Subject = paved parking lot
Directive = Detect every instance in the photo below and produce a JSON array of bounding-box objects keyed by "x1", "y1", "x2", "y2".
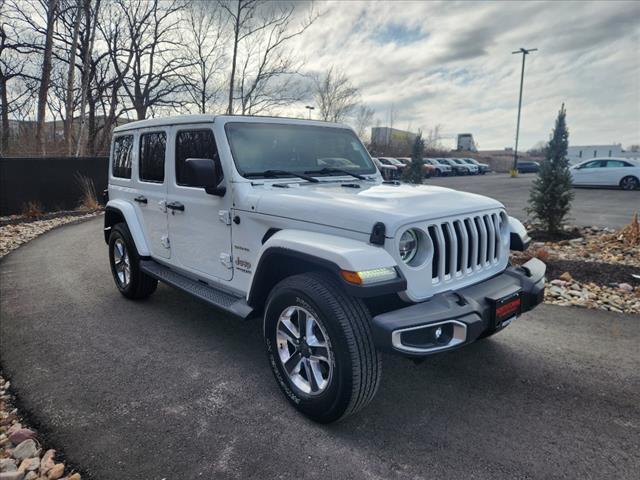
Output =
[
  {"x1": 1, "y1": 218, "x2": 639, "y2": 479},
  {"x1": 427, "y1": 173, "x2": 639, "y2": 229}
]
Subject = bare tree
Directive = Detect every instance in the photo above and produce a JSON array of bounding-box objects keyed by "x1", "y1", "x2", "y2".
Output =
[
  {"x1": 35, "y1": 0, "x2": 59, "y2": 154},
  {"x1": 219, "y1": 0, "x2": 317, "y2": 115},
  {"x1": 62, "y1": 0, "x2": 82, "y2": 153},
  {"x1": 313, "y1": 66, "x2": 360, "y2": 123},
  {"x1": 105, "y1": 0, "x2": 192, "y2": 120},
  {"x1": 424, "y1": 124, "x2": 444, "y2": 152},
  {"x1": 353, "y1": 104, "x2": 374, "y2": 140},
  {"x1": 183, "y1": 2, "x2": 227, "y2": 114},
  {"x1": 0, "y1": 7, "x2": 39, "y2": 153},
  {"x1": 75, "y1": 0, "x2": 100, "y2": 156}
]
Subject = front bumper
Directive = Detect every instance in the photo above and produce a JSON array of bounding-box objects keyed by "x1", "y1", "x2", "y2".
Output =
[{"x1": 371, "y1": 258, "x2": 546, "y2": 357}]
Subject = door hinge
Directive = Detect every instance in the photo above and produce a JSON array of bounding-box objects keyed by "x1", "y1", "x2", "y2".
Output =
[
  {"x1": 220, "y1": 253, "x2": 233, "y2": 269},
  {"x1": 219, "y1": 210, "x2": 232, "y2": 225},
  {"x1": 161, "y1": 235, "x2": 170, "y2": 249}
]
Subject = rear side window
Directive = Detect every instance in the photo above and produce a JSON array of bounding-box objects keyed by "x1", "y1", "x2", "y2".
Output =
[
  {"x1": 175, "y1": 129, "x2": 222, "y2": 186},
  {"x1": 139, "y1": 132, "x2": 166, "y2": 183},
  {"x1": 112, "y1": 135, "x2": 133, "y2": 178}
]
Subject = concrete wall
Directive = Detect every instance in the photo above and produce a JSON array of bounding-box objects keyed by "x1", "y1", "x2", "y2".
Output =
[{"x1": 0, "y1": 157, "x2": 108, "y2": 215}]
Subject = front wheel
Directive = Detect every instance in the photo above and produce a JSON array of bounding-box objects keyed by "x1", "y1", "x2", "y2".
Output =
[
  {"x1": 620, "y1": 176, "x2": 639, "y2": 190},
  {"x1": 264, "y1": 272, "x2": 381, "y2": 423}
]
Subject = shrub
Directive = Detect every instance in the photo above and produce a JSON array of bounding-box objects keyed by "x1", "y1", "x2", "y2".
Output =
[
  {"x1": 21, "y1": 201, "x2": 44, "y2": 219},
  {"x1": 527, "y1": 104, "x2": 574, "y2": 235},
  {"x1": 75, "y1": 173, "x2": 100, "y2": 211},
  {"x1": 402, "y1": 134, "x2": 425, "y2": 184}
]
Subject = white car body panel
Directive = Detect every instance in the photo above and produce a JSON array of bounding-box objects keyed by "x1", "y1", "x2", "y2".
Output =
[{"x1": 106, "y1": 198, "x2": 151, "y2": 256}]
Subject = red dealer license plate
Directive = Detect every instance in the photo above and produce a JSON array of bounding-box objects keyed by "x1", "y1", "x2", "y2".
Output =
[{"x1": 494, "y1": 291, "x2": 522, "y2": 326}]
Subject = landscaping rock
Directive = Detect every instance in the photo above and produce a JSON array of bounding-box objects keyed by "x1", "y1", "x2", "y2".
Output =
[
  {"x1": 0, "y1": 471, "x2": 25, "y2": 480},
  {"x1": 12, "y1": 441, "x2": 38, "y2": 462},
  {"x1": 559, "y1": 271, "x2": 573, "y2": 281},
  {"x1": 46, "y1": 464, "x2": 64, "y2": 480},
  {"x1": 8, "y1": 429, "x2": 36, "y2": 446},
  {"x1": 17, "y1": 458, "x2": 38, "y2": 473},
  {"x1": 0, "y1": 459, "x2": 17, "y2": 473}
]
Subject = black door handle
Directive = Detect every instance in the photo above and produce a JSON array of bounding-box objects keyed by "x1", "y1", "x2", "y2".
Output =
[
  {"x1": 134, "y1": 195, "x2": 147, "y2": 204},
  {"x1": 167, "y1": 201, "x2": 185, "y2": 212}
]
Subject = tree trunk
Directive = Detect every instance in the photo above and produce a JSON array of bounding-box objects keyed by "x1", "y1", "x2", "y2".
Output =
[
  {"x1": 36, "y1": 0, "x2": 58, "y2": 156},
  {"x1": 75, "y1": 0, "x2": 100, "y2": 157},
  {"x1": 226, "y1": 0, "x2": 241, "y2": 115},
  {"x1": 64, "y1": 0, "x2": 82, "y2": 155},
  {"x1": 1, "y1": 77, "x2": 9, "y2": 154}
]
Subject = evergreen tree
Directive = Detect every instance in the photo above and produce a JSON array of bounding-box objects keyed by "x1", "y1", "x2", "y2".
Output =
[
  {"x1": 527, "y1": 103, "x2": 574, "y2": 235},
  {"x1": 402, "y1": 133, "x2": 425, "y2": 184}
]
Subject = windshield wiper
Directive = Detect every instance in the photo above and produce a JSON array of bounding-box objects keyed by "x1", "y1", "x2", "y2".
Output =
[
  {"x1": 244, "y1": 169, "x2": 319, "y2": 183},
  {"x1": 304, "y1": 167, "x2": 368, "y2": 180}
]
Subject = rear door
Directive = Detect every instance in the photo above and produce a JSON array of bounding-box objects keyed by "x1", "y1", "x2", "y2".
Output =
[
  {"x1": 166, "y1": 126, "x2": 233, "y2": 281},
  {"x1": 136, "y1": 130, "x2": 170, "y2": 259},
  {"x1": 604, "y1": 160, "x2": 629, "y2": 186}
]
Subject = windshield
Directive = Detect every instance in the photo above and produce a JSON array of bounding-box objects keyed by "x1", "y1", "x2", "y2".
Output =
[
  {"x1": 225, "y1": 122, "x2": 376, "y2": 178},
  {"x1": 387, "y1": 158, "x2": 404, "y2": 166}
]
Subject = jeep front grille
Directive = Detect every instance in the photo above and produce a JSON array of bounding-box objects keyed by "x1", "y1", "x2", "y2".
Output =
[{"x1": 427, "y1": 212, "x2": 505, "y2": 283}]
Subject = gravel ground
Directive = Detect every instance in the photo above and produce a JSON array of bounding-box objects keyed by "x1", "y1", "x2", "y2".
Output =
[{"x1": 0, "y1": 213, "x2": 102, "y2": 259}]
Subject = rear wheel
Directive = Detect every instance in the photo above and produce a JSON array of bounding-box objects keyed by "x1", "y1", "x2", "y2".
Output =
[
  {"x1": 108, "y1": 223, "x2": 157, "y2": 299},
  {"x1": 264, "y1": 272, "x2": 381, "y2": 423},
  {"x1": 620, "y1": 176, "x2": 639, "y2": 190}
]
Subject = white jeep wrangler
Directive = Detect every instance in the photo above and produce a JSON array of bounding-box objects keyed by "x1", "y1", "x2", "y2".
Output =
[{"x1": 104, "y1": 115, "x2": 545, "y2": 423}]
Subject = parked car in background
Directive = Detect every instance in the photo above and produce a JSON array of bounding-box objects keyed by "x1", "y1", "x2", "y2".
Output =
[
  {"x1": 377, "y1": 157, "x2": 406, "y2": 171},
  {"x1": 396, "y1": 157, "x2": 435, "y2": 178},
  {"x1": 460, "y1": 158, "x2": 490, "y2": 175},
  {"x1": 516, "y1": 161, "x2": 540, "y2": 174},
  {"x1": 440, "y1": 158, "x2": 477, "y2": 175},
  {"x1": 373, "y1": 157, "x2": 400, "y2": 181},
  {"x1": 423, "y1": 158, "x2": 452, "y2": 177},
  {"x1": 570, "y1": 158, "x2": 640, "y2": 190}
]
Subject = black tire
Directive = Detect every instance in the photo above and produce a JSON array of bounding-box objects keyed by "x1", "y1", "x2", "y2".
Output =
[
  {"x1": 620, "y1": 176, "x2": 639, "y2": 190},
  {"x1": 264, "y1": 272, "x2": 381, "y2": 423},
  {"x1": 108, "y1": 223, "x2": 158, "y2": 299}
]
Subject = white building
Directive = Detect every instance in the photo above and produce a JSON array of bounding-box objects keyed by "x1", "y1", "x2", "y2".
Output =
[
  {"x1": 457, "y1": 133, "x2": 477, "y2": 152},
  {"x1": 566, "y1": 144, "x2": 639, "y2": 164}
]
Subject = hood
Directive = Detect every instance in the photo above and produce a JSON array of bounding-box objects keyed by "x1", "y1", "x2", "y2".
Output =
[{"x1": 253, "y1": 181, "x2": 504, "y2": 236}]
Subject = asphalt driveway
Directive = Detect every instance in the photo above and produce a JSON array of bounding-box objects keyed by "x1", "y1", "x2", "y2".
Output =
[
  {"x1": 1, "y1": 218, "x2": 639, "y2": 479},
  {"x1": 427, "y1": 173, "x2": 639, "y2": 229}
]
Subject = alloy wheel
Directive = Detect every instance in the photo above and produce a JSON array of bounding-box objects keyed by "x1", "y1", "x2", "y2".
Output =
[
  {"x1": 113, "y1": 238, "x2": 131, "y2": 287},
  {"x1": 276, "y1": 306, "x2": 334, "y2": 396}
]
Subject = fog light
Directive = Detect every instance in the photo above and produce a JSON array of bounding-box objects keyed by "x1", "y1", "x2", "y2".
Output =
[{"x1": 435, "y1": 327, "x2": 442, "y2": 339}]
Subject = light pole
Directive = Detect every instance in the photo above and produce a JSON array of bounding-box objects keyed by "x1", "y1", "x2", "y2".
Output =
[
  {"x1": 512, "y1": 47, "x2": 537, "y2": 175},
  {"x1": 305, "y1": 105, "x2": 315, "y2": 120}
]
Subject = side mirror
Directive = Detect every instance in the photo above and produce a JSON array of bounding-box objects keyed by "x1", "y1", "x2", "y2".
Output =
[{"x1": 184, "y1": 158, "x2": 226, "y2": 196}]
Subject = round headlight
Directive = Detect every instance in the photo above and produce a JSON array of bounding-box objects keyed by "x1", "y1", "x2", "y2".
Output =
[{"x1": 399, "y1": 229, "x2": 419, "y2": 263}]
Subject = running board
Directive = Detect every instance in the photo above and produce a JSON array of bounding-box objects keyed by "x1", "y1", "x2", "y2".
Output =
[{"x1": 140, "y1": 260, "x2": 254, "y2": 319}]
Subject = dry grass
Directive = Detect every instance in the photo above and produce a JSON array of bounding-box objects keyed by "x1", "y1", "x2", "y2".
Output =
[
  {"x1": 618, "y1": 212, "x2": 639, "y2": 247},
  {"x1": 21, "y1": 201, "x2": 44, "y2": 219},
  {"x1": 75, "y1": 173, "x2": 100, "y2": 211}
]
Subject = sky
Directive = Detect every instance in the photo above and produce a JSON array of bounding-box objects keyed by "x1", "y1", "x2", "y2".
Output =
[{"x1": 286, "y1": 0, "x2": 640, "y2": 150}]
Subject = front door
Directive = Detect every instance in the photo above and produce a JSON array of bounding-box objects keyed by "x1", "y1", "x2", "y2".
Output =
[
  {"x1": 573, "y1": 160, "x2": 605, "y2": 185},
  {"x1": 166, "y1": 127, "x2": 233, "y2": 281},
  {"x1": 136, "y1": 131, "x2": 170, "y2": 259}
]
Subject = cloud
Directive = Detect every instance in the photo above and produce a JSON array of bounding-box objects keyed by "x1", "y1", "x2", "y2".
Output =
[{"x1": 280, "y1": 0, "x2": 640, "y2": 149}]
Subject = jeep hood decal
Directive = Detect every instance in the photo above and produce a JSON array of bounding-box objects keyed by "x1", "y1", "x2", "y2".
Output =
[{"x1": 253, "y1": 182, "x2": 504, "y2": 236}]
